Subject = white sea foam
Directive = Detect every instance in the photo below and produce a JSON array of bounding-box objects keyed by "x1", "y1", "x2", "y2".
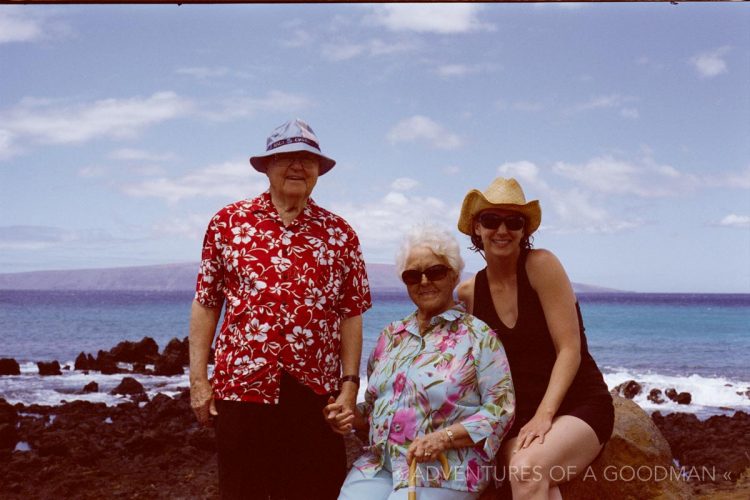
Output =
[
  {"x1": 0, "y1": 361, "x2": 191, "y2": 407},
  {"x1": 603, "y1": 368, "x2": 750, "y2": 419}
]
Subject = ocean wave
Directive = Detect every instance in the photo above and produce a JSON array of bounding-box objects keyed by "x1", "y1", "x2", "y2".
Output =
[{"x1": 603, "y1": 368, "x2": 750, "y2": 418}]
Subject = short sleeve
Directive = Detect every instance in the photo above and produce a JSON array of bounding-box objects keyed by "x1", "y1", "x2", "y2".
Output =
[
  {"x1": 194, "y1": 215, "x2": 226, "y2": 309},
  {"x1": 336, "y1": 227, "x2": 372, "y2": 318}
]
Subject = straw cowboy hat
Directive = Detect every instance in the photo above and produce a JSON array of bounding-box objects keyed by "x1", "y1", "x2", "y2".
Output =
[
  {"x1": 457, "y1": 177, "x2": 542, "y2": 236},
  {"x1": 250, "y1": 118, "x2": 336, "y2": 175}
]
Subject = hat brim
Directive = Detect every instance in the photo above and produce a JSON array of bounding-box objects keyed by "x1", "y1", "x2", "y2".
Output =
[
  {"x1": 457, "y1": 189, "x2": 541, "y2": 236},
  {"x1": 250, "y1": 142, "x2": 336, "y2": 175}
]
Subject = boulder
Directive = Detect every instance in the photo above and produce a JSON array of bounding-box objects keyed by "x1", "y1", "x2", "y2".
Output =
[
  {"x1": 96, "y1": 350, "x2": 119, "y2": 375},
  {"x1": 0, "y1": 358, "x2": 21, "y2": 376},
  {"x1": 74, "y1": 352, "x2": 97, "y2": 371},
  {"x1": 82, "y1": 381, "x2": 99, "y2": 393},
  {"x1": 110, "y1": 377, "x2": 145, "y2": 396},
  {"x1": 153, "y1": 355, "x2": 184, "y2": 376},
  {"x1": 648, "y1": 388, "x2": 665, "y2": 404},
  {"x1": 37, "y1": 361, "x2": 62, "y2": 376},
  {"x1": 0, "y1": 398, "x2": 18, "y2": 450},
  {"x1": 109, "y1": 337, "x2": 159, "y2": 364},
  {"x1": 558, "y1": 396, "x2": 691, "y2": 499},
  {"x1": 613, "y1": 380, "x2": 642, "y2": 400},
  {"x1": 665, "y1": 388, "x2": 692, "y2": 405}
]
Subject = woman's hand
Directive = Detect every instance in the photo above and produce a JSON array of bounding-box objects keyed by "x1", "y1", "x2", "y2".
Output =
[
  {"x1": 513, "y1": 413, "x2": 553, "y2": 453},
  {"x1": 406, "y1": 431, "x2": 450, "y2": 464},
  {"x1": 323, "y1": 396, "x2": 355, "y2": 435}
]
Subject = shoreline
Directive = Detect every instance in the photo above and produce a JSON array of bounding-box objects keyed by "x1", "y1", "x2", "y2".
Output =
[{"x1": 1, "y1": 392, "x2": 748, "y2": 499}]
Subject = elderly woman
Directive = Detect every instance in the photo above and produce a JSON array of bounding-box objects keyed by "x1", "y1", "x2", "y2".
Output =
[
  {"x1": 456, "y1": 177, "x2": 614, "y2": 499},
  {"x1": 325, "y1": 224, "x2": 515, "y2": 500}
]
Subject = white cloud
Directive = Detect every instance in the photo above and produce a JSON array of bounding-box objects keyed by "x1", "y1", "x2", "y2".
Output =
[
  {"x1": 690, "y1": 46, "x2": 731, "y2": 78},
  {"x1": 620, "y1": 108, "x2": 639, "y2": 119},
  {"x1": 391, "y1": 177, "x2": 419, "y2": 191},
  {"x1": 436, "y1": 63, "x2": 499, "y2": 78},
  {"x1": 368, "y1": 4, "x2": 493, "y2": 34},
  {"x1": 497, "y1": 159, "x2": 643, "y2": 233},
  {"x1": 0, "y1": 225, "x2": 115, "y2": 250},
  {"x1": 573, "y1": 94, "x2": 638, "y2": 114},
  {"x1": 321, "y1": 38, "x2": 417, "y2": 61},
  {"x1": 0, "y1": 9, "x2": 44, "y2": 44},
  {"x1": 200, "y1": 90, "x2": 312, "y2": 121},
  {"x1": 387, "y1": 115, "x2": 463, "y2": 150},
  {"x1": 1, "y1": 92, "x2": 193, "y2": 145},
  {"x1": 283, "y1": 28, "x2": 314, "y2": 48},
  {"x1": 0, "y1": 129, "x2": 17, "y2": 160},
  {"x1": 176, "y1": 66, "x2": 229, "y2": 79},
  {"x1": 552, "y1": 156, "x2": 699, "y2": 197},
  {"x1": 443, "y1": 165, "x2": 461, "y2": 175},
  {"x1": 331, "y1": 191, "x2": 459, "y2": 262},
  {"x1": 109, "y1": 148, "x2": 177, "y2": 162},
  {"x1": 720, "y1": 166, "x2": 750, "y2": 189},
  {"x1": 121, "y1": 160, "x2": 267, "y2": 204},
  {"x1": 718, "y1": 214, "x2": 750, "y2": 229}
]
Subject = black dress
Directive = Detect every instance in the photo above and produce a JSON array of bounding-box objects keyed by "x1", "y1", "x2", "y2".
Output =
[{"x1": 472, "y1": 250, "x2": 614, "y2": 444}]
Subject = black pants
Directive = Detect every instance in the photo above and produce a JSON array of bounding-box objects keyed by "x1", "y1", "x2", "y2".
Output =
[{"x1": 215, "y1": 372, "x2": 347, "y2": 500}]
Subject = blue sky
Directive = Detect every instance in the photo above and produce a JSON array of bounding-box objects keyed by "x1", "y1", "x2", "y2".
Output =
[{"x1": 1, "y1": 3, "x2": 748, "y2": 293}]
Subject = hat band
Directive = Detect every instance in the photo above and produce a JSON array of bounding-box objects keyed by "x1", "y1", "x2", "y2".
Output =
[{"x1": 267, "y1": 136, "x2": 320, "y2": 152}]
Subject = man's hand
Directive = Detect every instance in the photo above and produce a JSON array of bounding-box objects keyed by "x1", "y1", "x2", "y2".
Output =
[
  {"x1": 190, "y1": 377, "x2": 217, "y2": 426},
  {"x1": 323, "y1": 396, "x2": 355, "y2": 435}
]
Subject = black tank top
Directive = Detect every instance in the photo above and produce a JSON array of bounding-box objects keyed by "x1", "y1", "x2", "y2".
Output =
[{"x1": 472, "y1": 250, "x2": 610, "y2": 420}]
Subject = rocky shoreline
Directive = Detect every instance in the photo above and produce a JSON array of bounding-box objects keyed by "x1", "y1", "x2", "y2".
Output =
[{"x1": 1, "y1": 338, "x2": 749, "y2": 498}]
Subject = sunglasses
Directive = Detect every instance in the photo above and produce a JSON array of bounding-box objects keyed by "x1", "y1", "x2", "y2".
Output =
[
  {"x1": 401, "y1": 264, "x2": 452, "y2": 286},
  {"x1": 478, "y1": 213, "x2": 526, "y2": 232}
]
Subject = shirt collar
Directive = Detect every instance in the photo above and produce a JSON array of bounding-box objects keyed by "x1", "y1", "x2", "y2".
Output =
[
  {"x1": 250, "y1": 191, "x2": 319, "y2": 224},
  {"x1": 398, "y1": 302, "x2": 466, "y2": 337}
]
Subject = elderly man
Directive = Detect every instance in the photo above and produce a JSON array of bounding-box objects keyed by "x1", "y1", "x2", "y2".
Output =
[{"x1": 189, "y1": 118, "x2": 371, "y2": 500}]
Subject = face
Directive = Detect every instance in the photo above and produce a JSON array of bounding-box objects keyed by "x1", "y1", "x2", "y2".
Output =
[
  {"x1": 473, "y1": 209, "x2": 525, "y2": 257},
  {"x1": 402, "y1": 246, "x2": 457, "y2": 319},
  {"x1": 266, "y1": 152, "x2": 320, "y2": 200}
]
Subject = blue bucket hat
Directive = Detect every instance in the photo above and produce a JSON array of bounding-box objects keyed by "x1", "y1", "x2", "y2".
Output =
[{"x1": 249, "y1": 118, "x2": 336, "y2": 175}]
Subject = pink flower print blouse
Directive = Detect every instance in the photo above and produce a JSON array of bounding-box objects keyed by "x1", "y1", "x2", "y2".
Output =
[{"x1": 353, "y1": 304, "x2": 515, "y2": 493}]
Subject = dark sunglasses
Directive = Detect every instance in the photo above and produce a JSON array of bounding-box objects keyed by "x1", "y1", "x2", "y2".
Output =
[
  {"x1": 478, "y1": 213, "x2": 526, "y2": 232},
  {"x1": 401, "y1": 264, "x2": 452, "y2": 286}
]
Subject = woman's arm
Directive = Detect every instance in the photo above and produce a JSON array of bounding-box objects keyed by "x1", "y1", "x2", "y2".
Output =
[
  {"x1": 515, "y1": 249, "x2": 581, "y2": 450},
  {"x1": 456, "y1": 276, "x2": 476, "y2": 313}
]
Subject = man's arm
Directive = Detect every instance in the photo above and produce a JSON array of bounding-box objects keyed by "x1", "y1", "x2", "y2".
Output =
[
  {"x1": 337, "y1": 314, "x2": 363, "y2": 410},
  {"x1": 189, "y1": 299, "x2": 222, "y2": 426}
]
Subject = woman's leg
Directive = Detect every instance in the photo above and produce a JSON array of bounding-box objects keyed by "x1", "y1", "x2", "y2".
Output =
[
  {"x1": 501, "y1": 415, "x2": 603, "y2": 500},
  {"x1": 338, "y1": 466, "x2": 394, "y2": 500}
]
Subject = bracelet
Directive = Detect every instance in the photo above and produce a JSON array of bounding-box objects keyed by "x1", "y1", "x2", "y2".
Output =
[
  {"x1": 444, "y1": 429, "x2": 455, "y2": 447},
  {"x1": 341, "y1": 375, "x2": 360, "y2": 388}
]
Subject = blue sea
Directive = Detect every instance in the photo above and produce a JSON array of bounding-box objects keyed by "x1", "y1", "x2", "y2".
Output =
[{"x1": 0, "y1": 290, "x2": 748, "y2": 419}]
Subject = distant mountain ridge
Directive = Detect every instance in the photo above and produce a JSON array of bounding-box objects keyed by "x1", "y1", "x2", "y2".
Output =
[{"x1": 0, "y1": 262, "x2": 621, "y2": 294}]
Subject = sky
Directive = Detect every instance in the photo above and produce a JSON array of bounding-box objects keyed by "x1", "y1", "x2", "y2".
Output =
[{"x1": 0, "y1": 3, "x2": 749, "y2": 293}]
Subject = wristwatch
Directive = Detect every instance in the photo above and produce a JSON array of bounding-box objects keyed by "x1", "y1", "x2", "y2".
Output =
[{"x1": 341, "y1": 375, "x2": 360, "y2": 387}]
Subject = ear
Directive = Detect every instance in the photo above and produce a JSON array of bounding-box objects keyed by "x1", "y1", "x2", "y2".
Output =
[{"x1": 473, "y1": 219, "x2": 482, "y2": 236}]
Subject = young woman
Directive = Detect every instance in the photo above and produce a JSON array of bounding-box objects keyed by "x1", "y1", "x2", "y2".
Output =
[{"x1": 457, "y1": 177, "x2": 613, "y2": 500}]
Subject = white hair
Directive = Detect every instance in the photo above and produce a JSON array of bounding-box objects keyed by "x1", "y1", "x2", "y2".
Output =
[{"x1": 395, "y1": 223, "x2": 465, "y2": 279}]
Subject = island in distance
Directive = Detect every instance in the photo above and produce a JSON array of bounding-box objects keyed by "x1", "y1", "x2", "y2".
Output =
[{"x1": 0, "y1": 262, "x2": 622, "y2": 294}]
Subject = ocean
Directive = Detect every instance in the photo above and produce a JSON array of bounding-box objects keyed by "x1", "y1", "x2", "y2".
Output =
[{"x1": 1, "y1": 290, "x2": 748, "y2": 419}]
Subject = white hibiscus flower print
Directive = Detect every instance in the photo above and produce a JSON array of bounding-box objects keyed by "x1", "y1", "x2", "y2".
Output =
[
  {"x1": 244, "y1": 318, "x2": 270, "y2": 342},
  {"x1": 305, "y1": 288, "x2": 326, "y2": 310},
  {"x1": 286, "y1": 327, "x2": 314, "y2": 350},
  {"x1": 231, "y1": 223, "x2": 256, "y2": 245},
  {"x1": 241, "y1": 272, "x2": 267, "y2": 296},
  {"x1": 326, "y1": 227, "x2": 348, "y2": 247}
]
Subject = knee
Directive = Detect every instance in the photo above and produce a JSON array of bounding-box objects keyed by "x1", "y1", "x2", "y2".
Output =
[{"x1": 506, "y1": 454, "x2": 550, "y2": 496}]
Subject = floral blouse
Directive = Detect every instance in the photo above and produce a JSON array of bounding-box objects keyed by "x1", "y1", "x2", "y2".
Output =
[{"x1": 353, "y1": 304, "x2": 515, "y2": 492}]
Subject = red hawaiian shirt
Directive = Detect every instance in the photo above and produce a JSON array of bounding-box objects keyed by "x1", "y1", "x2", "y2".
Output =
[{"x1": 195, "y1": 191, "x2": 372, "y2": 404}]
